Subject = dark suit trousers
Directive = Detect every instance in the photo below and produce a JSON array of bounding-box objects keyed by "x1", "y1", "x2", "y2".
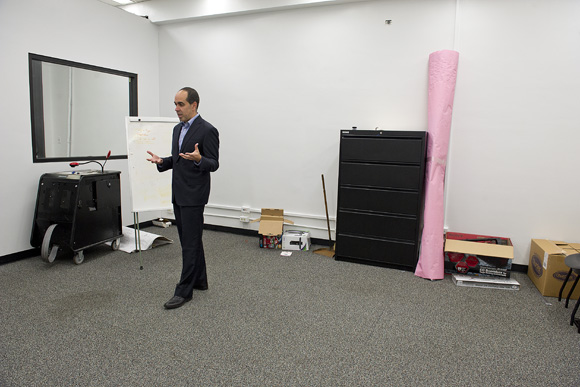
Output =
[{"x1": 173, "y1": 204, "x2": 207, "y2": 298}]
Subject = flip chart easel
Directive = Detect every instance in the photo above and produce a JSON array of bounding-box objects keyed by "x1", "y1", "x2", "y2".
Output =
[{"x1": 125, "y1": 117, "x2": 177, "y2": 268}]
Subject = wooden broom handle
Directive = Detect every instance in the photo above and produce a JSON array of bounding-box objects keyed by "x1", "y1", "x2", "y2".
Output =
[{"x1": 321, "y1": 174, "x2": 332, "y2": 244}]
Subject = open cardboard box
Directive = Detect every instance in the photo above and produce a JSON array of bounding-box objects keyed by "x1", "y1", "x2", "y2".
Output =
[
  {"x1": 251, "y1": 208, "x2": 294, "y2": 249},
  {"x1": 528, "y1": 239, "x2": 580, "y2": 299},
  {"x1": 444, "y1": 232, "x2": 514, "y2": 277}
]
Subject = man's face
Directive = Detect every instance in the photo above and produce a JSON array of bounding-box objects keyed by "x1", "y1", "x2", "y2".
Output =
[{"x1": 174, "y1": 90, "x2": 197, "y2": 122}]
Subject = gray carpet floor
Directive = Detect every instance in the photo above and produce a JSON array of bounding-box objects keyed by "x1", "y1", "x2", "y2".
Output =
[{"x1": 1, "y1": 226, "x2": 579, "y2": 386}]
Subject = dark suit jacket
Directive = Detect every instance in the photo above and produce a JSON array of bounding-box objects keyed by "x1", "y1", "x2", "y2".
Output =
[{"x1": 157, "y1": 115, "x2": 219, "y2": 206}]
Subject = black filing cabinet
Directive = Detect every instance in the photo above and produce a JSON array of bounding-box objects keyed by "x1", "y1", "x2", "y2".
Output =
[{"x1": 335, "y1": 130, "x2": 428, "y2": 270}]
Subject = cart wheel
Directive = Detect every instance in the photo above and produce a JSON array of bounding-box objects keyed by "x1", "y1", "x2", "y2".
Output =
[
  {"x1": 73, "y1": 250, "x2": 84, "y2": 265},
  {"x1": 111, "y1": 238, "x2": 121, "y2": 251},
  {"x1": 41, "y1": 224, "x2": 60, "y2": 263}
]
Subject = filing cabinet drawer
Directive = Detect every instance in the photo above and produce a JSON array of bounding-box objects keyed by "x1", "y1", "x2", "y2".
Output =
[
  {"x1": 339, "y1": 162, "x2": 422, "y2": 190},
  {"x1": 338, "y1": 211, "x2": 417, "y2": 241},
  {"x1": 340, "y1": 137, "x2": 424, "y2": 163},
  {"x1": 335, "y1": 234, "x2": 417, "y2": 267},
  {"x1": 338, "y1": 186, "x2": 419, "y2": 216}
]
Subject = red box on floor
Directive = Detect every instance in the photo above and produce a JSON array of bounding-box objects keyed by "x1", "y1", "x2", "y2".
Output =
[
  {"x1": 444, "y1": 232, "x2": 514, "y2": 277},
  {"x1": 259, "y1": 235, "x2": 282, "y2": 249}
]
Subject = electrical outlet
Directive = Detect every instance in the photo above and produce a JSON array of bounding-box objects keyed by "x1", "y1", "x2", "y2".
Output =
[
  {"x1": 241, "y1": 206, "x2": 250, "y2": 214},
  {"x1": 240, "y1": 215, "x2": 250, "y2": 223}
]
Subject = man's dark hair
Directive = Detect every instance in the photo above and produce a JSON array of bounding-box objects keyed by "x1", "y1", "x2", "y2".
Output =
[{"x1": 180, "y1": 87, "x2": 200, "y2": 107}]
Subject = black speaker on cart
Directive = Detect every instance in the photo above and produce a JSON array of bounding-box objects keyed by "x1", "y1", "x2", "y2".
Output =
[
  {"x1": 335, "y1": 130, "x2": 428, "y2": 271},
  {"x1": 30, "y1": 170, "x2": 122, "y2": 264}
]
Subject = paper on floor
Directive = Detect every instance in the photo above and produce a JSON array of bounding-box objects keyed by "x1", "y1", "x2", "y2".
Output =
[{"x1": 116, "y1": 226, "x2": 172, "y2": 253}]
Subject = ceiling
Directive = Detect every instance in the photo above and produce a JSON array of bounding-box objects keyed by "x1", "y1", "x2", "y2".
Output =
[
  {"x1": 96, "y1": 0, "x2": 371, "y2": 24},
  {"x1": 98, "y1": 0, "x2": 155, "y2": 6}
]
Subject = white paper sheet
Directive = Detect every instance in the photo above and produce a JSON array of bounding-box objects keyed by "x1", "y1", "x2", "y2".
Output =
[{"x1": 117, "y1": 226, "x2": 173, "y2": 253}]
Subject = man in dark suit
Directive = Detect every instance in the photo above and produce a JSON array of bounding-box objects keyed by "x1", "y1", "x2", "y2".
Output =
[{"x1": 147, "y1": 87, "x2": 220, "y2": 309}]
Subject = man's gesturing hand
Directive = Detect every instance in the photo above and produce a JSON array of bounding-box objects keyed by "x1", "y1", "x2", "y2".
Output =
[
  {"x1": 147, "y1": 151, "x2": 163, "y2": 165},
  {"x1": 179, "y1": 143, "x2": 201, "y2": 162}
]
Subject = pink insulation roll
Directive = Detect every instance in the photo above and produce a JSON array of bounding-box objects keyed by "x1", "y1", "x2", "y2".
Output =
[{"x1": 415, "y1": 49, "x2": 459, "y2": 280}]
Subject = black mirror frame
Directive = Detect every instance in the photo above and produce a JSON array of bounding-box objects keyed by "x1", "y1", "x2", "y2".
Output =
[{"x1": 28, "y1": 53, "x2": 138, "y2": 163}]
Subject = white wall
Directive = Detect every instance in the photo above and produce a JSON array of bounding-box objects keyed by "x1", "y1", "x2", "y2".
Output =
[
  {"x1": 158, "y1": 0, "x2": 457, "y2": 239},
  {"x1": 447, "y1": 0, "x2": 580, "y2": 264},
  {"x1": 0, "y1": 0, "x2": 159, "y2": 257},
  {"x1": 157, "y1": 0, "x2": 580, "y2": 265}
]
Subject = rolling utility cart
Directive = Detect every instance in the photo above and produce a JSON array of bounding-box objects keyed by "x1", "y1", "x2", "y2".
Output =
[{"x1": 30, "y1": 170, "x2": 122, "y2": 264}]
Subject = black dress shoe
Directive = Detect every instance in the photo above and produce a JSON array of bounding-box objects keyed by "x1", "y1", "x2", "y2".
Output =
[
  {"x1": 193, "y1": 283, "x2": 208, "y2": 291},
  {"x1": 164, "y1": 296, "x2": 192, "y2": 309}
]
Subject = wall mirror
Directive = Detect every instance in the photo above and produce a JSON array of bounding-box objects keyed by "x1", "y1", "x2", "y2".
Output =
[{"x1": 29, "y1": 53, "x2": 138, "y2": 163}]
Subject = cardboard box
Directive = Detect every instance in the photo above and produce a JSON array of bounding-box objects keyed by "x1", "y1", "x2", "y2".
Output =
[
  {"x1": 282, "y1": 231, "x2": 311, "y2": 251},
  {"x1": 444, "y1": 232, "x2": 514, "y2": 277},
  {"x1": 528, "y1": 239, "x2": 580, "y2": 299},
  {"x1": 251, "y1": 208, "x2": 294, "y2": 249}
]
